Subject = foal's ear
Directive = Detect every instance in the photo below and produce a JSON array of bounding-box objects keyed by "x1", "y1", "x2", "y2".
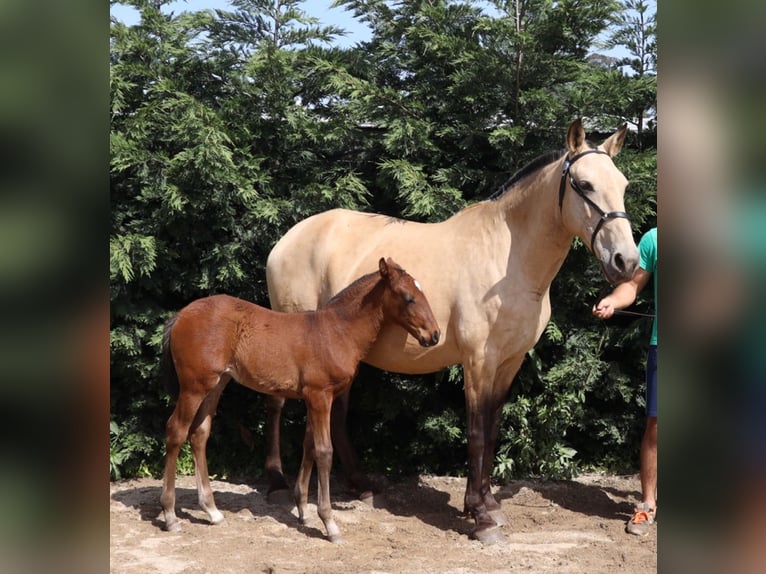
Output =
[
  {"x1": 602, "y1": 124, "x2": 628, "y2": 157},
  {"x1": 566, "y1": 118, "x2": 586, "y2": 154},
  {"x1": 379, "y1": 257, "x2": 389, "y2": 278}
]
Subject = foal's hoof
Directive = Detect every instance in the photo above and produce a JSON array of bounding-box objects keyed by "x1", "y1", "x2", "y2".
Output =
[
  {"x1": 470, "y1": 525, "x2": 506, "y2": 545},
  {"x1": 327, "y1": 534, "x2": 344, "y2": 545},
  {"x1": 267, "y1": 488, "x2": 295, "y2": 507},
  {"x1": 163, "y1": 521, "x2": 182, "y2": 533}
]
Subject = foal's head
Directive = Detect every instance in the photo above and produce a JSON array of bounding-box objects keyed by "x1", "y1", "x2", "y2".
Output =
[{"x1": 378, "y1": 257, "x2": 440, "y2": 347}]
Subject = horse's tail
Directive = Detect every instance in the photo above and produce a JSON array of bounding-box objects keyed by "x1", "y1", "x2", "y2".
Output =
[{"x1": 162, "y1": 315, "x2": 180, "y2": 398}]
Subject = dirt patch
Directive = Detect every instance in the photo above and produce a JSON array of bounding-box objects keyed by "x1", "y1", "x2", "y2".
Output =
[{"x1": 110, "y1": 473, "x2": 656, "y2": 573}]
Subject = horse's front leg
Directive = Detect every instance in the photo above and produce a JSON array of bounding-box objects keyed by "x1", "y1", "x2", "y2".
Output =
[
  {"x1": 306, "y1": 389, "x2": 342, "y2": 543},
  {"x1": 479, "y1": 399, "x2": 509, "y2": 528},
  {"x1": 480, "y1": 359, "x2": 524, "y2": 528},
  {"x1": 462, "y1": 361, "x2": 506, "y2": 545}
]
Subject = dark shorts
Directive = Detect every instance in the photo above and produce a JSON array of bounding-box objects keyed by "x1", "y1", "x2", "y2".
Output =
[{"x1": 646, "y1": 345, "x2": 657, "y2": 418}]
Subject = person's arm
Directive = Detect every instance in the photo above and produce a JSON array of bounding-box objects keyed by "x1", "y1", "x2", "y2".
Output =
[{"x1": 592, "y1": 268, "x2": 652, "y2": 319}]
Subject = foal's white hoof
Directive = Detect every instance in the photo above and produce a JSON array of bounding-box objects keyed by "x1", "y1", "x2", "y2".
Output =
[
  {"x1": 164, "y1": 521, "x2": 182, "y2": 533},
  {"x1": 209, "y1": 512, "x2": 226, "y2": 525},
  {"x1": 488, "y1": 509, "x2": 509, "y2": 527}
]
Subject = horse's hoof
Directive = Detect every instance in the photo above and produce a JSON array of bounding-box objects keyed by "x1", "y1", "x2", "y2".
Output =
[
  {"x1": 470, "y1": 525, "x2": 506, "y2": 545},
  {"x1": 488, "y1": 509, "x2": 509, "y2": 527},
  {"x1": 267, "y1": 488, "x2": 295, "y2": 507}
]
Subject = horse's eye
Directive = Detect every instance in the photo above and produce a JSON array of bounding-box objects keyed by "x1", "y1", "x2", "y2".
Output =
[
  {"x1": 578, "y1": 180, "x2": 593, "y2": 192},
  {"x1": 404, "y1": 293, "x2": 415, "y2": 304}
]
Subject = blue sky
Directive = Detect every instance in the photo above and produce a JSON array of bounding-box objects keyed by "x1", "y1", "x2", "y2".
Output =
[
  {"x1": 111, "y1": 0, "x2": 651, "y2": 61},
  {"x1": 110, "y1": 0, "x2": 373, "y2": 47}
]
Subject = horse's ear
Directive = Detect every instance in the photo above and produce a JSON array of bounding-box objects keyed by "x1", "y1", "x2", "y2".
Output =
[
  {"x1": 379, "y1": 257, "x2": 389, "y2": 278},
  {"x1": 566, "y1": 118, "x2": 586, "y2": 154},
  {"x1": 602, "y1": 124, "x2": 628, "y2": 157}
]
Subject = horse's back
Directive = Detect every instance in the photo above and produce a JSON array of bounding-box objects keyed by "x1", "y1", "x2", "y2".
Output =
[
  {"x1": 268, "y1": 209, "x2": 383, "y2": 311},
  {"x1": 267, "y1": 208, "x2": 449, "y2": 314},
  {"x1": 267, "y1": 209, "x2": 471, "y2": 373}
]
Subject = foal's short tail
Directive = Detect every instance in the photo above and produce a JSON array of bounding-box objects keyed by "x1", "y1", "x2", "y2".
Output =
[{"x1": 162, "y1": 315, "x2": 180, "y2": 398}]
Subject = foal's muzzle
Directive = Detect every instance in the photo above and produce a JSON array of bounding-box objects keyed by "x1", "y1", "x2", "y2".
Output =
[{"x1": 419, "y1": 330, "x2": 441, "y2": 347}]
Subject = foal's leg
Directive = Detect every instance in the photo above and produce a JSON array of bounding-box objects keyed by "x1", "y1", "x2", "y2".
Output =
[
  {"x1": 294, "y1": 417, "x2": 316, "y2": 526},
  {"x1": 161, "y1": 388, "x2": 207, "y2": 532},
  {"x1": 306, "y1": 389, "x2": 341, "y2": 543},
  {"x1": 188, "y1": 377, "x2": 230, "y2": 525}
]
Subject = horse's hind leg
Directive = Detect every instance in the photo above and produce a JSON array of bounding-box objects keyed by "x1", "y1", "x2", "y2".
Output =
[
  {"x1": 331, "y1": 388, "x2": 381, "y2": 502},
  {"x1": 265, "y1": 395, "x2": 292, "y2": 502},
  {"x1": 189, "y1": 377, "x2": 230, "y2": 526},
  {"x1": 161, "y1": 388, "x2": 207, "y2": 532}
]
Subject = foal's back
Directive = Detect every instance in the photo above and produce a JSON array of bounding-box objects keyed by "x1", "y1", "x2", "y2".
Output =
[{"x1": 170, "y1": 294, "x2": 324, "y2": 400}]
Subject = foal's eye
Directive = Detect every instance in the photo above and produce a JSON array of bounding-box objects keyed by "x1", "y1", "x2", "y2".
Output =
[{"x1": 404, "y1": 294, "x2": 415, "y2": 304}]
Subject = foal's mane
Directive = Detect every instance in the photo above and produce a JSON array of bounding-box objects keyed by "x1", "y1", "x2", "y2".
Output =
[{"x1": 322, "y1": 270, "x2": 382, "y2": 308}]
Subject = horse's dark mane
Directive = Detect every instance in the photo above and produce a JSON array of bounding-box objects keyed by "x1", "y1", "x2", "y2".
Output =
[
  {"x1": 488, "y1": 139, "x2": 599, "y2": 201},
  {"x1": 489, "y1": 149, "x2": 565, "y2": 201}
]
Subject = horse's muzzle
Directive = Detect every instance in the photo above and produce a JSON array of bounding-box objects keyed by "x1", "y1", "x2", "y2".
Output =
[{"x1": 419, "y1": 330, "x2": 441, "y2": 347}]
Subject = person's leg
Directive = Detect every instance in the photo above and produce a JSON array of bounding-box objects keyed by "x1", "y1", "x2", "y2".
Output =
[
  {"x1": 640, "y1": 415, "x2": 658, "y2": 510},
  {"x1": 642, "y1": 344, "x2": 658, "y2": 508},
  {"x1": 627, "y1": 345, "x2": 658, "y2": 536}
]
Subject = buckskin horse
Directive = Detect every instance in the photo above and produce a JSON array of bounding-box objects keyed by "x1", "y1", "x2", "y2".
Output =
[
  {"x1": 160, "y1": 257, "x2": 440, "y2": 542},
  {"x1": 265, "y1": 119, "x2": 639, "y2": 543}
]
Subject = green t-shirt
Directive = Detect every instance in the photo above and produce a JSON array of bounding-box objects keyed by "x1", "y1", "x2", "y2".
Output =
[
  {"x1": 639, "y1": 227, "x2": 657, "y2": 345},
  {"x1": 731, "y1": 193, "x2": 766, "y2": 370}
]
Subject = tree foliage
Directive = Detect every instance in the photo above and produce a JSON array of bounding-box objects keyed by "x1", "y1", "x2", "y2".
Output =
[{"x1": 110, "y1": 0, "x2": 657, "y2": 481}]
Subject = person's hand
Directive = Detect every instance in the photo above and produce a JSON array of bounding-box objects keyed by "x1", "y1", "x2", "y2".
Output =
[{"x1": 592, "y1": 298, "x2": 616, "y2": 319}]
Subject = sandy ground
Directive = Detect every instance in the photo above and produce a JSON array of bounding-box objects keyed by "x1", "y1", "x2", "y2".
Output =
[{"x1": 110, "y1": 473, "x2": 656, "y2": 573}]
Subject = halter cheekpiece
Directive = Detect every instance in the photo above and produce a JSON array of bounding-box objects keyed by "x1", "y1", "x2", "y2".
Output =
[{"x1": 558, "y1": 149, "x2": 630, "y2": 251}]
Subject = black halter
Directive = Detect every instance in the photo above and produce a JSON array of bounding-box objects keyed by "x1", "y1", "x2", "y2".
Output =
[{"x1": 558, "y1": 149, "x2": 630, "y2": 251}]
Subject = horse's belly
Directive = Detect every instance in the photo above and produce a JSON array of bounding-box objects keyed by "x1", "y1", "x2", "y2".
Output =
[{"x1": 362, "y1": 328, "x2": 459, "y2": 375}]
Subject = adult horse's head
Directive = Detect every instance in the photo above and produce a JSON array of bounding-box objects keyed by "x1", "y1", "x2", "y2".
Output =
[
  {"x1": 378, "y1": 257, "x2": 441, "y2": 347},
  {"x1": 559, "y1": 119, "x2": 639, "y2": 284}
]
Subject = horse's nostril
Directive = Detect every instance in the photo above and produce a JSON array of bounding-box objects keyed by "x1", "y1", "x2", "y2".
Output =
[
  {"x1": 614, "y1": 253, "x2": 625, "y2": 273},
  {"x1": 432, "y1": 331, "x2": 440, "y2": 345}
]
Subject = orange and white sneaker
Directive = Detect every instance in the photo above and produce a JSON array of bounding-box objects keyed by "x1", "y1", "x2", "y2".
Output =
[{"x1": 626, "y1": 502, "x2": 656, "y2": 536}]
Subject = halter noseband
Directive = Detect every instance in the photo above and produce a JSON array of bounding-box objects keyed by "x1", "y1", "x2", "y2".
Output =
[{"x1": 558, "y1": 149, "x2": 630, "y2": 251}]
